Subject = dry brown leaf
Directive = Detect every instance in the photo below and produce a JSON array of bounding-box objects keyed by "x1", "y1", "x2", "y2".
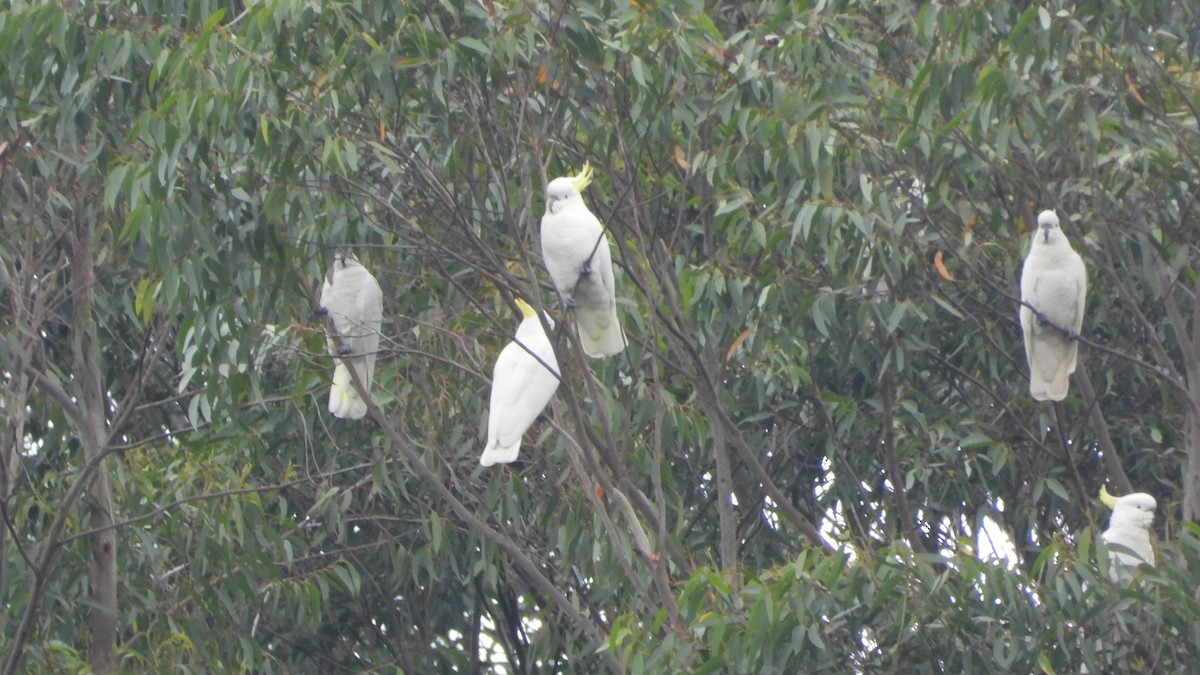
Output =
[
  {"x1": 934, "y1": 250, "x2": 955, "y2": 281},
  {"x1": 725, "y1": 327, "x2": 753, "y2": 362},
  {"x1": 1126, "y1": 72, "x2": 1147, "y2": 107},
  {"x1": 673, "y1": 145, "x2": 688, "y2": 169}
]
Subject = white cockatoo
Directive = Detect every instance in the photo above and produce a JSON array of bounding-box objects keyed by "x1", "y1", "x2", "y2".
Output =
[
  {"x1": 540, "y1": 162, "x2": 626, "y2": 358},
  {"x1": 1099, "y1": 485, "x2": 1156, "y2": 584},
  {"x1": 1019, "y1": 210, "x2": 1087, "y2": 401},
  {"x1": 318, "y1": 252, "x2": 383, "y2": 420},
  {"x1": 480, "y1": 298, "x2": 561, "y2": 467}
]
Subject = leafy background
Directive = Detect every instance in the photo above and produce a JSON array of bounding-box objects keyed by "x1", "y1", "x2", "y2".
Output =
[{"x1": 2, "y1": 0, "x2": 1200, "y2": 672}]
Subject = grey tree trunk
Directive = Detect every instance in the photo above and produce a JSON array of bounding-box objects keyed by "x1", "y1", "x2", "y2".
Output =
[{"x1": 70, "y1": 221, "x2": 118, "y2": 674}]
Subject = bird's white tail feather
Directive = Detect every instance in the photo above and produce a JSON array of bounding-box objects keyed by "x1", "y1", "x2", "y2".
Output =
[
  {"x1": 1029, "y1": 335, "x2": 1076, "y2": 401},
  {"x1": 479, "y1": 442, "x2": 520, "y2": 467},
  {"x1": 329, "y1": 363, "x2": 368, "y2": 419},
  {"x1": 579, "y1": 305, "x2": 626, "y2": 358}
]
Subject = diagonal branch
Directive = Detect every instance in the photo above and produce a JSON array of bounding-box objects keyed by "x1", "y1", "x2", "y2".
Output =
[
  {"x1": 105, "y1": 318, "x2": 174, "y2": 446},
  {"x1": 21, "y1": 363, "x2": 84, "y2": 424},
  {"x1": 1073, "y1": 366, "x2": 1133, "y2": 494}
]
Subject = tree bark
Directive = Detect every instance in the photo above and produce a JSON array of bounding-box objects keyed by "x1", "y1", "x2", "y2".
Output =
[
  {"x1": 880, "y1": 368, "x2": 925, "y2": 553},
  {"x1": 1074, "y1": 366, "x2": 1133, "y2": 495},
  {"x1": 69, "y1": 222, "x2": 118, "y2": 673},
  {"x1": 1186, "y1": 277, "x2": 1200, "y2": 523},
  {"x1": 0, "y1": 364, "x2": 27, "y2": 624},
  {"x1": 695, "y1": 340, "x2": 739, "y2": 585},
  {"x1": 1180, "y1": 413, "x2": 1200, "y2": 516},
  {"x1": 0, "y1": 266, "x2": 32, "y2": 619}
]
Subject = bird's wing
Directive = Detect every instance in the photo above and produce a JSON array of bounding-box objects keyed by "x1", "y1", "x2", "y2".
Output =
[
  {"x1": 571, "y1": 223, "x2": 626, "y2": 357},
  {"x1": 486, "y1": 337, "x2": 559, "y2": 454},
  {"x1": 1103, "y1": 526, "x2": 1154, "y2": 569},
  {"x1": 1019, "y1": 304, "x2": 1035, "y2": 366},
  {"x1": 541, "y1": 205, "x2": 606, "y2": 298},
  {"x1": 349, "y1": 269, "x2": 383, "y2": 361},
  {"x1": 321, "y1": 273, "x2": 360, "y2": 333}
]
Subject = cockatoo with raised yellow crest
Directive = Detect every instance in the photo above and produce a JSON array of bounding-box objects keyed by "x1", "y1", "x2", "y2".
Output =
[
  {"x1": 540, "y1": 163, "x2": 627, "y2": 358},
  {"x1": 480, "y1": 298, "x2": 561, "y2": 467},
  {"x1": 1019, "y1": 210, "x2": 1087, "y2": 401},
  {"x1": 1099, "y1": 485, "x2": 1156, "y2": 584},
  {"x1": 318, "y1": 252, "x2": 383, "y2": 420}
]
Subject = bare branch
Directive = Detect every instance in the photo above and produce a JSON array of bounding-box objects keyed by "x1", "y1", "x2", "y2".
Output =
[
  {"x1": 21, "y1": 363, "x2": 83, "y2": 424},
  {"x1": 59, "y1": 462, "x2": 376, "y2": 546},
  {"x1": 1074, "y1": 366, "x2": 1133, "y2": 494},
  {"x1": 880, "y1": 366, "x2": 925, "y2": 554}
]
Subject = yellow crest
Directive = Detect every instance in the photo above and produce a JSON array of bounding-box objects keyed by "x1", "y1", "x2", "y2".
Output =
[
  {"x1": 514, "y1": 298, "x2": 537, "y2": 319},
  {"x1": 570, "y1": 162, "x2": 594, "y2": 192},
  {"x1": 1098, "y1": 484, "x2": 1120, "y2": 508}
]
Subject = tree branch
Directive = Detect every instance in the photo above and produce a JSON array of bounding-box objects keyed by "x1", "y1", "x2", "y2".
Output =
[
  {"x1": 694, "y1": 339, "x2": 740, "y2": 585},
  {"x1": 21, "y1": 363, "x2": 84, "y2": 424},
  {"x1": 1074, "y1": 365, "x2": 1133, "y2": 494},
  {"x1": 879, "y1": 367, "x2": 925, "y2": 554},
  {"x1": 59, "y1": 462, "x2": 376, "y2": 546}
]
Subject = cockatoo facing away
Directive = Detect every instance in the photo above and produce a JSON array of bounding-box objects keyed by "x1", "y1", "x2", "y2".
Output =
[
  {"x1": 480, "y1": 298, "x2": 561, "y2": 467},
  {"x1": 540, "y1": 163, "x2": 626, "y2": 358},
  {"x1": 318, "y1": 253, "x2": 383, "y2": 420},
  {"x1": 1019, "y1": 210, "x2": 1087, "y2": 401},
  {"x1": 1099, "y1": 485, "x2": 1156, "y2": 584}
]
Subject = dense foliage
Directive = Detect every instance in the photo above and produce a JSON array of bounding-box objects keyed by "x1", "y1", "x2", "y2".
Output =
[{"x1": 2, "y1": 0, "x2": 1200, "y2": 672}]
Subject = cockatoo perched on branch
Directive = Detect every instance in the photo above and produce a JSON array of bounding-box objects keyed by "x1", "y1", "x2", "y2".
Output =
[
  {"x1": 1099, "y1": 485, "x2": 1156, "y2": 584},
  {"x1": 480, "y1": 298, "x2": 561, "y2": 467},
  {"x1": 1019, "y1": 210, "x2": 1087, "y2": 401},
  {"x1": 540, "y1": 162, "x2": 627, "y2": 358},
  {"x1": 318, "y1": 252, "x2": 383, "y2": 420}
]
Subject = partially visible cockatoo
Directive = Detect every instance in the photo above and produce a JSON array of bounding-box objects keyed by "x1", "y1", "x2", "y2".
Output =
[
  {"x1": 1099, "y1": 485, "x2": 1156, "y2": 584},
  {"x1": 480, "y1": 298, "x2": 560, "y2": 467},
  {"x1": 1019, "y1": 210, "x2": 1087, "y2": 401},
  {"x1": 318, "y1": 252, "x2": 383, "y2": 420},
  {"x1": 540, "y1": 162, "x2": 626, "y2": 358}
]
